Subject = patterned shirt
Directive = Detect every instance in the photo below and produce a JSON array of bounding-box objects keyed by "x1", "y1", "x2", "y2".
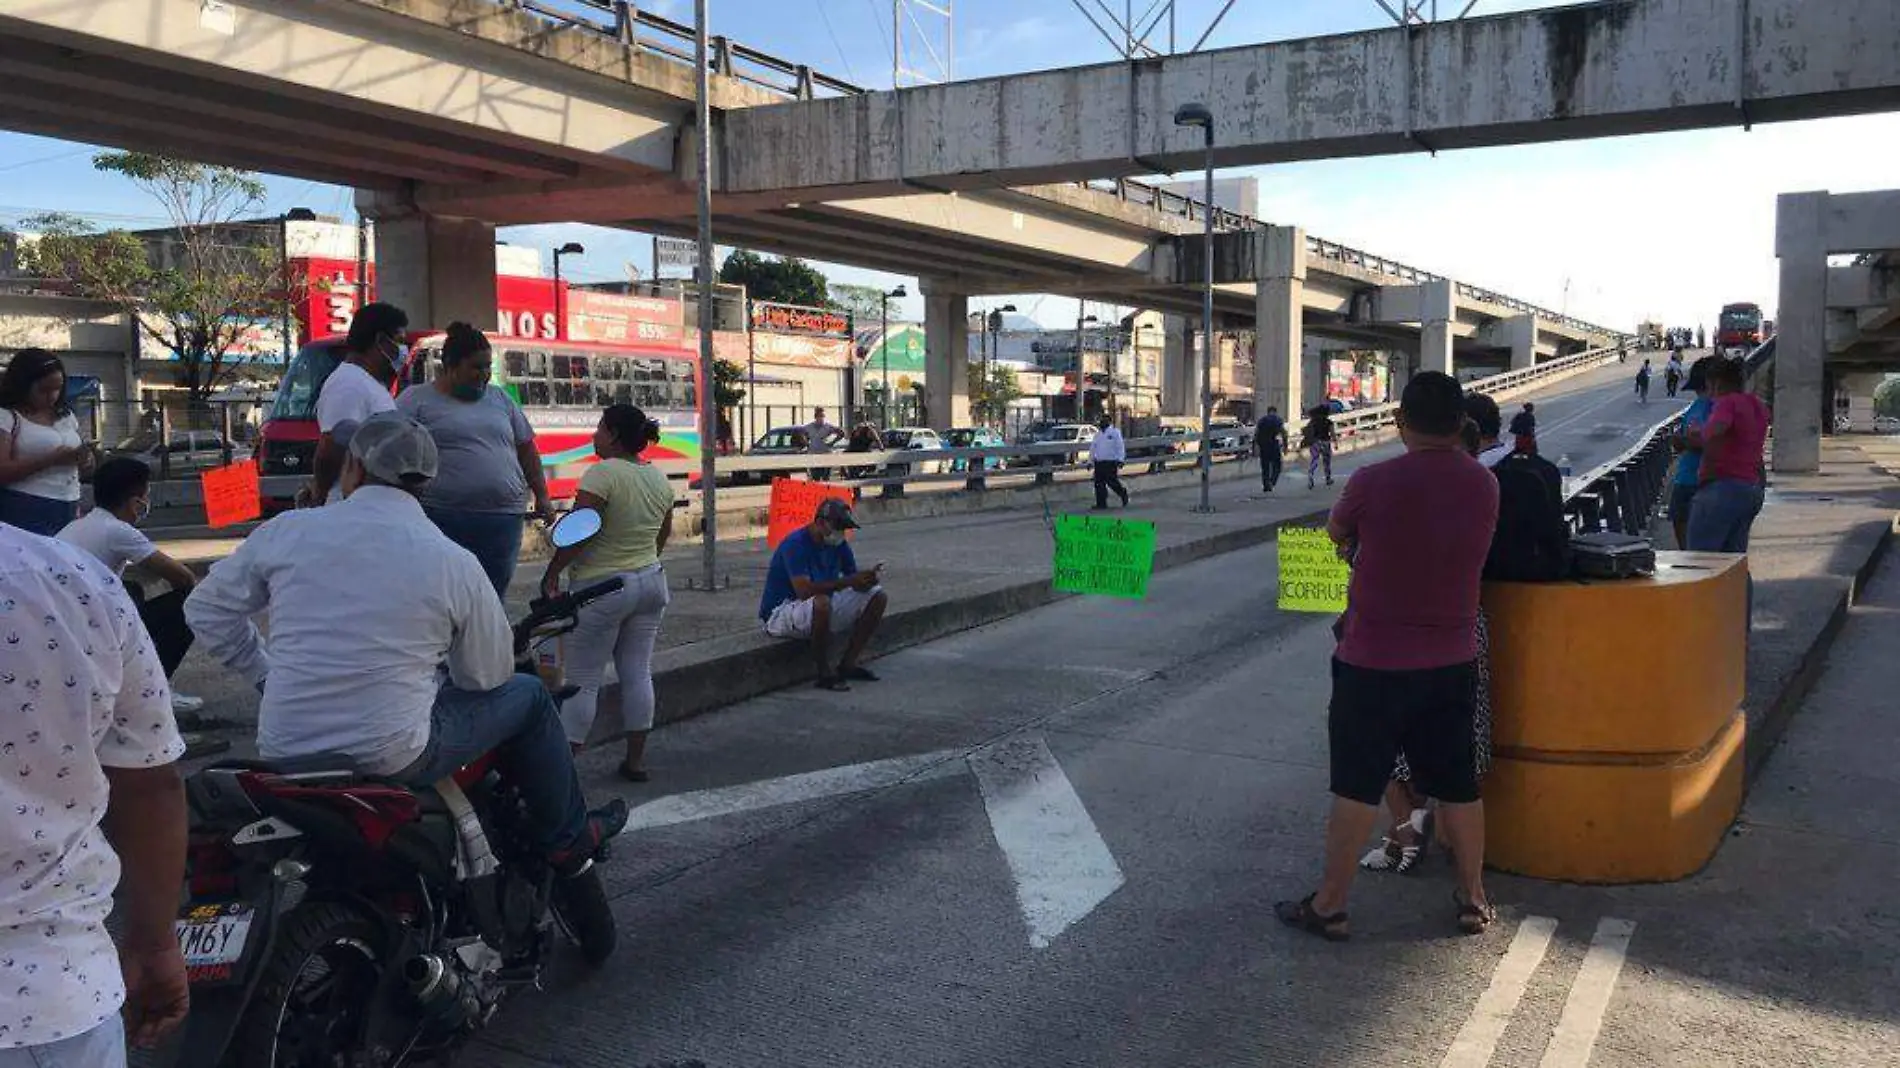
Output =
[{"x1": 0, "y1": 525, "x2": 182, "y2": 1048}]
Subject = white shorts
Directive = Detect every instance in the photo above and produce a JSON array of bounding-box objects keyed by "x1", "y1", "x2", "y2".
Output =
[{"x1": 763, "y1": 586, "x2": 884, "y2": 640}]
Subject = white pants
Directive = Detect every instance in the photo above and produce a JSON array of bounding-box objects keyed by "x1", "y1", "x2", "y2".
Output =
[
  {"x1": 762, "y1": 586, "x2": 883, "y2": 641},
  {"x1": 559, "y1": 565, "x2": 669, "y2": 744},
  {"x1": 0, "y1": 1016, "x2": 125, "y2": 1068}
]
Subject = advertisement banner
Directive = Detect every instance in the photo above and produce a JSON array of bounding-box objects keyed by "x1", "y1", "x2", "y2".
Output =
[
  {"x1": 566, "y1": 290, "x2": 685, "y2": 346},
  {"x1": 752, "y1": 302, "x2": 851, "y2": 338}
]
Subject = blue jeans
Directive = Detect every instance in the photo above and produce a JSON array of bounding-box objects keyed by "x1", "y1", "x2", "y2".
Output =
[
  {"x1": 1686, "y1": 478, "x2": 1765, "y2": 553},
  {"x1": 0, "y1": 486, "x2": 77, "y2": 537},
  {"x1": 397, "y1": 675, "x2": 588, "y2": 854},
  {"x1": 0, "y1": 1015, "x2": 125, "y2": 1067},
  {"x1": 425, "y1": 508, "x2": 524, "y2": 598}
]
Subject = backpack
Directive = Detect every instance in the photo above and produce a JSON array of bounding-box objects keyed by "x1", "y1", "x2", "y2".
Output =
[{"x1": 1486, "y1": 452, "x2": 1571, "y2": 582}]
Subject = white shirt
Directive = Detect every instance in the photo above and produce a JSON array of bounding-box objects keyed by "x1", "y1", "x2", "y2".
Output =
[
  {"x1": 56, "y1": 508, "x2": 157, "y2": 575},
  {"x1": 3, "y1": 410, "x2": 83, "y2": 502},
  {"x1": 801, "y1": 420, "x2": 840, "y2": 454},
  {"x1": 314, "y1": 362, "x2": 396, "y2": 504},
  {"x1": 184, "y1": 487, "x2": 512, "y2": 775},
  {"x1": 1, "y1": 526, "x2": 182, "y2": 1049},
  {"x1": 1089, "y1": 426, "x2": 1126, "y2": 463},
  {"x1": 1479, "y1": 442, "x2": 1513, "y2": 469}
]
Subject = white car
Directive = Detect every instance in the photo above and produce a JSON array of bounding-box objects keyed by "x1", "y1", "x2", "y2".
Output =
[
  {"x1": 1874, "y1": 415, "x2": 1900, "y2": 435},
  {"x1": 879, "y1": 427, "x2": 948, "y2": 475}
]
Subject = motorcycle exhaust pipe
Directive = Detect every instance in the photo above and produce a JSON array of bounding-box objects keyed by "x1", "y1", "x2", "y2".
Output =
[{"x1": 403, "y1": 954, "x2": 478, "y2": 1030}]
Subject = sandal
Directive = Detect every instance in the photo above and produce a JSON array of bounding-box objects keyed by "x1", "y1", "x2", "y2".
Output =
[
  {"x1": 1453, "y1": 891, "x2": 1497, "y2": 935},
  {"x1": 1358, "y1": 808, "x2": 1429, "y2": 874},
  {"x1": 1274, "y1": 893, "x2": 1350, "y2": 942}
]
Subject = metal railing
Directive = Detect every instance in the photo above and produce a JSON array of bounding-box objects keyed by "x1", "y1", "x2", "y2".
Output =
[
  {"x1": 448, "y1": 1, "x2": 1628, "y2": 342},
  {"x1": 1560, "y1": 407, "x2": 1684, "y2": 536},
  {"x1": 1315, "y1": 343, "x2": 1624, "y2": 445}
]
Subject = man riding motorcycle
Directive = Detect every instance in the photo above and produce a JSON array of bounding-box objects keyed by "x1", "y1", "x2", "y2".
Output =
[{"x1": 185, "y1": 411, "x2": 627, "y2": 872}]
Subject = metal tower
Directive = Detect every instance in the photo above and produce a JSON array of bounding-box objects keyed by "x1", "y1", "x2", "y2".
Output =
[
  {"x1": 1068, "y1": 1, "x2": 1237, "y2": 57},
  {"x1": 893, "y1": 0, "x2": 953, "y2": 87}
]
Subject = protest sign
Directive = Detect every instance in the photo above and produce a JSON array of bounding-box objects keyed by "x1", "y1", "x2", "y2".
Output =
[
  {"x1": 1052, "y1": 514, "x2": 1157, "y2": 599},
  {"x1": 1277, "y1": 526, "x2": 1350, "y2": 613},
  {"x1": 766, "y1": 478, "x2": 854, "y2": 547},
  {"x1": 201, "y1": 459, "x2": 261, "y2": 529}
]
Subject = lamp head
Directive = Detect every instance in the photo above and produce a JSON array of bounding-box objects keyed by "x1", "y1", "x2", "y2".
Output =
[
  {"x1": 556, "y1": 242, "x2": 586, "y2": 256},
  {"x1": 1173, "y1": 102, "x2": 1213, "y2": 130}
]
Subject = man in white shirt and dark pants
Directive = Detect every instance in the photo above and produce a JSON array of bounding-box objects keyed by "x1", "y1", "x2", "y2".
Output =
[
  {"x1": 1, "y1": 525, "x2": 189, "y2": 1067},
  {"x1": 187, "y1": 412, "x2": 627, "y2": 872},
  {"x1": 1089, "y1": 413, "x2": 1129, "y2": 510},
  {"x1": 301, "y1": 301, "x2": 408, "y2": 506}
]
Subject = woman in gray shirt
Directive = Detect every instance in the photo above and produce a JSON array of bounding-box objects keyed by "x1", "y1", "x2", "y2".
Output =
[{"x1": 397, "y1": 323, "x2": 553, "y2": 596}]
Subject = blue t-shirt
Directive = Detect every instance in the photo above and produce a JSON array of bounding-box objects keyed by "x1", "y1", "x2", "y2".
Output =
[
  {"x1": 759, "y1": 527, "x2": 859, "y2": 621},
  {"x1": 1674, "y1": 395, "x2": 1713, "y2": 486}
]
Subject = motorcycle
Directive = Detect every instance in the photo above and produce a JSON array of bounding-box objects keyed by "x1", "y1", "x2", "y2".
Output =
[{"x1": 173, "y1": 510, "x2": 623, "y2": 1068}]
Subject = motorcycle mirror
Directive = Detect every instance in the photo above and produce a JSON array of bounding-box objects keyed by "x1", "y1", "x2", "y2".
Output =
[{"x1": 548, "y1": 508, "x2": 603, "y2": 549}]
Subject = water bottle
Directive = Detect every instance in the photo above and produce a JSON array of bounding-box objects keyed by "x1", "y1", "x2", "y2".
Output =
[{"x1": 1558, "y1": 453, "x2": 1573, "y2": 480}]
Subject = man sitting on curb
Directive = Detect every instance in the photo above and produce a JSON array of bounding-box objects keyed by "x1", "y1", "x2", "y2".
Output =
[{"x1": 760, "y1": 498, "x2": 888, "y2": 692}]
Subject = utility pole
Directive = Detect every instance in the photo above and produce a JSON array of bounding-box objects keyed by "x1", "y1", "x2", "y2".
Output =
[{"x1": 694, "y1": 0, "x2": 720, "y2": 588}]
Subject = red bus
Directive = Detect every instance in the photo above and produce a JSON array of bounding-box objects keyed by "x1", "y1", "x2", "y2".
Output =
[{"x1": 1716, "y1": 302, "x2": 1764, "y2": 348}]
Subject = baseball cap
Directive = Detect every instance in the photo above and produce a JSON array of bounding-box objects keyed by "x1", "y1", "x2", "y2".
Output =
[
  {"x1": 815, "y1": 498, "x2": 859, "y2": 530},
  {"x1": 338, "y1": 411, "x2": 438, "y2": 484}
]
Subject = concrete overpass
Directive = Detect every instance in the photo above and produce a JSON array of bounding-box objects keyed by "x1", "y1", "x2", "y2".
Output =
[{"x1": 1776, "y1": 189, "x2": 1900, "y2": 470}]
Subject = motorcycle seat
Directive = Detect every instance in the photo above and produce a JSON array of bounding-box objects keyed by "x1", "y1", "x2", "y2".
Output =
[{"x1": 207, "y1": 752, "x2": 367, "y2": 779}]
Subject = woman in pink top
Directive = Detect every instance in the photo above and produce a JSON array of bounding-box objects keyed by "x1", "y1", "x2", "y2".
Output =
[{"x1": 1686, "y1": 357, "x2": 1769, "y2": 553}]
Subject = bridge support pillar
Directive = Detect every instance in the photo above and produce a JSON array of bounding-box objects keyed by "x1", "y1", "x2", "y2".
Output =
[
  {"x1": 1162, "y1": 315, "x2": 1194, "y2": 417},
  {"x1": 1253, "y1": 225, "x2": 1306, "y2": 421},
  {"x1": 922, "y1": 287, "x2": 970, "y2": 428},
  {"x1": 1419, "y1": 278, "x2": 1456, "y2": 378},
  {"x1": 367, "y1": 207, "x2": 498, "y2": 331},
  {"x1": 1775, "y1": 191, "x2": 1829, "y2": 473},
  {"x1": 1839, "y1": 371, "x2": 1884, "y2": 432},
  {"x1": 1505, "y1": 313, "x2": 1539, "y2": 370}
]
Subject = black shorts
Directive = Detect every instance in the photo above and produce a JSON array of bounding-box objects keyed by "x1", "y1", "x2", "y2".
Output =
[{"x1": 1329, "y1": 658, "x2": 1481, "y2": 806}]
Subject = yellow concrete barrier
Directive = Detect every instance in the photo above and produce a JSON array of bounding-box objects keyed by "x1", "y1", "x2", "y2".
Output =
[{"x1": 1481, "y1": 552, "x2": 1748, "y2": 883}]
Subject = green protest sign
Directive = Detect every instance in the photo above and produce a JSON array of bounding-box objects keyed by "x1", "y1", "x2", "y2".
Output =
[
  {"x1": 1053, "y1": 514, "x2": 1158, "y2": 599},
  {"x1": 1277, "y1": 526, "x2": 1350, "y2": 613}
]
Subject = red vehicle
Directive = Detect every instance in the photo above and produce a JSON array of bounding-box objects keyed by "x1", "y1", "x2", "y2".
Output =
[
  {"x1": 256, "y1": 334, "x2": 705, "y2": 512},
  {"x1": 1716, "y1": 302, "x2": 1764, "y2": 348}
]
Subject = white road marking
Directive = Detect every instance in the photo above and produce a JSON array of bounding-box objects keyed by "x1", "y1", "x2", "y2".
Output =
[
  {"x1": 1439, "y1": 915, "x2": 1561, "y2": 1068},
  {"x1": 624, "y1": 750, "x2": 964, "y2": 831},
  {"x1": 1538, "y1": 917, "x2": 1638, "y2": 1068},
  {"x1": 969, "y1": 736, "x2": 1125, "y2": 949}
]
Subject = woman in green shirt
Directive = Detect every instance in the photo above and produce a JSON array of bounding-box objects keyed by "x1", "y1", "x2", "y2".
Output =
[{"x1": 542, "y1": 404, "x2": 676, "y2": 781}]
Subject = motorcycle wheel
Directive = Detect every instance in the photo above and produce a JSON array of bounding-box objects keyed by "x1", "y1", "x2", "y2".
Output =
[
  {"x1": 550, "y1": 864, "x2": 618, "y2": 967},
  {"x1": 231, "y1": 901, "x2": 388, "y2": 1068}
]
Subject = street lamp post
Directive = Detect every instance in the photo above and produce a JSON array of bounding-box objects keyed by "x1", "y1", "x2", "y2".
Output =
[
  {"x1": 879, "y1": 284, "x2": 907, "y2": 428},
  {"x1": 692, "y1": 0, "x2": 719, "y2": 590},
  {"x1": 1075, "y1": 308, "x2": 1099, "y2": 422},
  {"x1": 980, "y1": 303, "x2": 1016, "y2": 426},
  {"x1": 1174, "y1": 101, "x2": 1217, "y2": 514},
  {"x1": 552, "y1": 241, "x2": 585, "y2": 341}
]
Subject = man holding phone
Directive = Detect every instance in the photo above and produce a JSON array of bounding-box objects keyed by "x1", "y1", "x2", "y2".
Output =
[{"x1": 759, "y1": 498, "x2": 888, "y2": 691}]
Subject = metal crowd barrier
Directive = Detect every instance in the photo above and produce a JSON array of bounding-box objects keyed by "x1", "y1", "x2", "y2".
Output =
[{"x1": 1560, "y1": 409, "x2": 1684, "y2": 535}]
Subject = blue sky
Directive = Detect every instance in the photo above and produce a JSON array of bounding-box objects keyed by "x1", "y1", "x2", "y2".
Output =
[{"x1": 4, "y1": 0, "x2": 1898, "y2": 333}]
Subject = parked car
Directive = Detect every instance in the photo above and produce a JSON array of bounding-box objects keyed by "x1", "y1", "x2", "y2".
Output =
[
  {"x1": 945, "y1": 427, "x2": 1006, "y2": 471},
  {"x1": 731, "y1": 426, "x2": 826, "y2": 485},
  {"x1": 1873, "y1": 415, "x2": 1900, "y2": 435},
  {"x1": 879, "y1": 427, "x2": 948, "y2": 476},
  {"x1": 108, "y1": 429, "x2": 244, "y2": 478},
  {"x1": 1207, "y1": 421, "x2": 1252, "y2": 453},
  {"x1": 1010, "y1": 423, "x2": 1096, "y2": 468}
]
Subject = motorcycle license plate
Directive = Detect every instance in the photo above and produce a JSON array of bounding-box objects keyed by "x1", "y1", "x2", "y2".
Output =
[{"x1": 175, "y1": 903, "x2": 254, "y2": 984}]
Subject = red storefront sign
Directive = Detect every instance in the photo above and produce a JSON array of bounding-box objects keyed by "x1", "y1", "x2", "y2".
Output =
[{"x1": 750, "y1": 302, "x2": 851, "y2": 337}]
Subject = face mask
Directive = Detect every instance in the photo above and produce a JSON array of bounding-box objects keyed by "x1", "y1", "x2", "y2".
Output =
[
  {"x1": 450, "y1": 382, "x2": 486, "y2": 402},
  {"x1": 821, "y1": 530, "x2": 846, "y2": 548},
  {"x1": 380, "y1": 336, "x2": 413, "y2": 377}
]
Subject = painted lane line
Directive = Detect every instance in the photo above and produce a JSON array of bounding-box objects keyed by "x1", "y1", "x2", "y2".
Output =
[
  {"x1": 1438, "y1": 915, "x2": 1560, "y2": 1068},
  {"x1": 624, "y1": 751, "x2": 965, "y2": 832},
  {"x1": 1538, "y1": 917, "x2": 1639, "y2": 1068},
  {"x1": 969, "y1": 736, "x2": 1125, "y2": 949}
]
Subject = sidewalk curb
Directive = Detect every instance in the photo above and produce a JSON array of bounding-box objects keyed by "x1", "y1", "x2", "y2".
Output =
[
  {"x1": 1742, "y1": 512, "x2": 1898, "y2": 784},
  {"x1": 639, "y1": 503, "x2": 1331, "y2": 734}
]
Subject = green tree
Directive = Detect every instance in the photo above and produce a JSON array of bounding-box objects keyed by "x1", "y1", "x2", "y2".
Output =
[
  {"x1": 718, "y1": 249, "x2": 829, "y2": 307},
  {"x1": 830, "y1": 283, "x2": 890, "y2": 325},
  {"x1": 1875, "y1": 376, "x2": 1900, "y2": 418},
  {"x1": 21, "y1": 153, "x2": 296, "y2": 401},
  {"x1": 967, "y1": 361, "x2": 1024, "y2": 425}
]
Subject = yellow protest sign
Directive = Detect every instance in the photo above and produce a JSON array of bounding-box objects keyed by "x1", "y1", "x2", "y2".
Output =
[
  {"x1": 1053, "y1": 514, "x2": 1157, "y2": 599},
  {"x1": 1277, "y1": 526, "x2": 1350, "y2": 613}
]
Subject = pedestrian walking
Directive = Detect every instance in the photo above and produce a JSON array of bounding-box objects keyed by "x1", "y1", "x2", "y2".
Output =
[
  {"x1": 1664, "y1": 351, "x2": 1684, "y2": 398},
  {"x1": 57, "y1": 457, "x2": 208, "y2": 714},
  {"x1": 1089, "y1": 414, "x2": 1128, "y2": 509},
  {"x1": 1508, "y1": 402, "x2": 1537, "y2": 455},
  {"x1": 1255, "y1": 405, "x2": 1288, "y2": 492},
  {"x1": 0, "y1": 348, "x2": 94, "y2": 535},
  {"x1": 1669, "y1": 357, "x2": 1715, "y2": 549},
  {"x1": 1686, "y1": 357, "x2": 1770, "y2": 555},
  {"x1": 1301, "y1": 404, "x2": 1335, "y2": 489},
  {"x1": 1635, "y1": 359, "x2": 1652, "y2": 404},
  {"x1": 399, "y1": 322, "x2": 554, "y2": 597},
  {"x1": 540, "y1": 404, "x2": 676, "y2": 782},
  {"x1": 1276, "y1": 371, "x2": 1499, "y2": 941}
]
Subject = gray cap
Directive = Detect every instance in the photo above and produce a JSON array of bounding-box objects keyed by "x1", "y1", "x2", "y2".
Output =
[
  {"x1": 815, "y1": 497, "x2": 859, "y2": 530},
  {"x1": 337, "y1": 411, "x2": 437, "y2": 484}
]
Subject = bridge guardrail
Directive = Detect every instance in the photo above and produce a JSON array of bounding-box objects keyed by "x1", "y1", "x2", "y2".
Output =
[
  {"x1": 483, "y1": 1, "x2": 1625, "y2": 341},
  {"x1": 1559, "y1": 406, "x2": 1685, "y2": 536}
]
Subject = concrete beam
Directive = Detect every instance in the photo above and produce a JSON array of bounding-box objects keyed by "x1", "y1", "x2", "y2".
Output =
[
  {"x1": 370, "y1": 212, "x2": 499, "y2": 332},
  {"x1": 719, "y1": 0, "x2": 1900, "y2": 197},
  {"x1": 922, "y1": 289, "x2": 970, "y2": 429},
  {"x1": 1827, "y1": 263, "x2": 1900, "y2": 309}
]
